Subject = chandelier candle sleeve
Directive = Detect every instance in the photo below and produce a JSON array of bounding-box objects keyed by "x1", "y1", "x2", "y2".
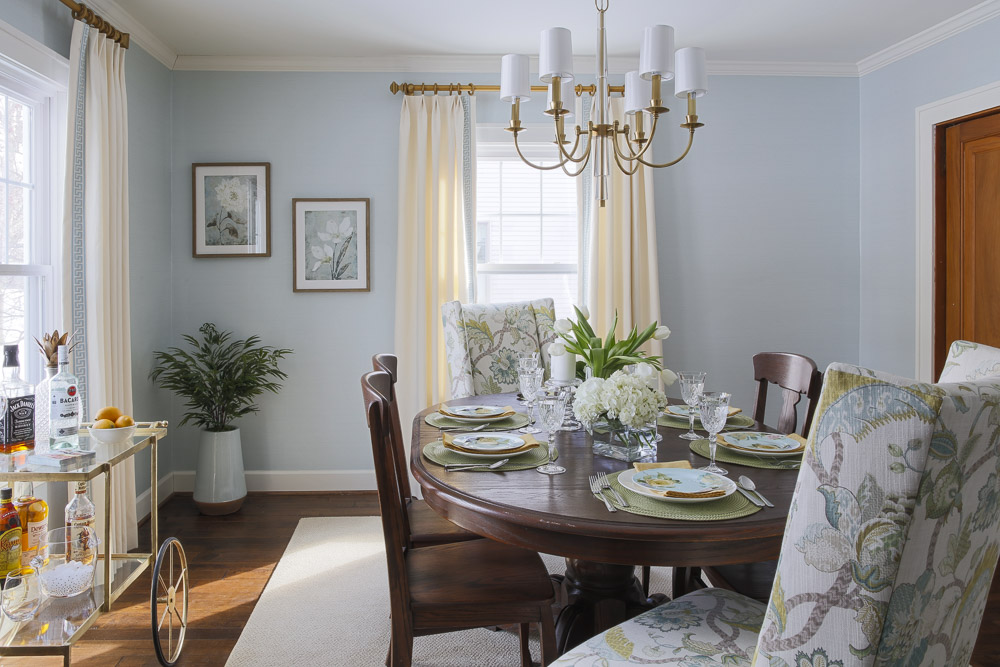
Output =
[{"x1": 640, "y1": 25, "x2": 675, "y2": 80}]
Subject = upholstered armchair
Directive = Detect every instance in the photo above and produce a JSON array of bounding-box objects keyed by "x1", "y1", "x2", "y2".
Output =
[
  {"x1": 551, "y1": 362, "x2": 1000, "y2": 666},
  {"x1": 938, "y1": 339, "x2": 1000, "y2": 382},
  {"x1": 441, "y1": 299, "x2": 557, "y2": 398}
]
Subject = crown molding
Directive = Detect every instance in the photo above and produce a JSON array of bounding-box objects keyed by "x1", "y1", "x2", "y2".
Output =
[
  {"x1": 858, "y1": 0, "x2": 1000, "y2": 76},
  {"x1": 87, "y1": 0, "x2": 177, "y2": 69},
  {"x1": 173, "y1": 54, "x2": 858, "y2": 76}
]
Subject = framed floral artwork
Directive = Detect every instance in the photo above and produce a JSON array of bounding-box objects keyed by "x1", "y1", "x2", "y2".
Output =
[
  {"x1": 292, "y1": 198, "x2": 370, "y2": 292},
  {"x1": 192, "y1": 162, "x2": 271, "y2": 257}
]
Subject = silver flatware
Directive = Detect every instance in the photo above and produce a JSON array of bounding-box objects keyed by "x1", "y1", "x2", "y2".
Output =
[
  {"x1": 598, "y1": 472, "x2": 628, "y2": 508},
  {"x1": 735, "y1": 485, "x2": 764, "y2": 507},
  {"x1": 738, "y1": 475, "x2": 773, "y2": 507},
  {"x1": 438, "y1": 424, "x2": 487, "y2": 432},
  {"x1": 589, "y1": 475, "x2": 617, "y2": 513},
  {"x1": 444, "y1": 458, "x2": 509, "y2": 471}
]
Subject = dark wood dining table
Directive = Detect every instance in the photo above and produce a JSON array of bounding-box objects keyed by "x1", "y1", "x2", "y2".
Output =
[{"x1": 410, "y1": 393, "x2": 798, "y2": 653}]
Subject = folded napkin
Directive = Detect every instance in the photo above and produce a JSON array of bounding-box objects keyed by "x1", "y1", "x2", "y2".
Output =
[
  {"x1": 787, "y1": 433, "x2": 808, "y2": 447},
  {"x1": 632, "y1": 460, "x2": 693, "y2": 471},
  {"x1": 657, "y1": 489, "x2": 727, "y2": 499},
  {"x1": 438, "y1": 405, "x2": 516, "y2": 419},
  {"x1": 442, "y1": 432, "x2": 540, "y2": 455}
]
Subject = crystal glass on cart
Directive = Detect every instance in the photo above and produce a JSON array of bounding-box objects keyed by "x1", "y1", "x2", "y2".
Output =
[
  {"x1": 32, "y1": 526, "x2": 99, "y2": 598},
  {"x1": 517, "y1": 367, "x2": 544, "y2": 434},
  {"x1": 2, "y1": 567, "x2": 41, "y2": 621},
  {"x1": 535, "y1": 387, "x2": 568, "y2": 475},
  {"x1": 677, "y1": 371, "x2": 707, "y2": 440},
  {"x1": 698, "y1": 391, "x2": 731, "y2": 475}
]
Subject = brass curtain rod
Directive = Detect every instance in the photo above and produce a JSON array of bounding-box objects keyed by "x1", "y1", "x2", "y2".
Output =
[
  {"x1": 59, "y1": 0, "x2": 130, "y2": 48},
  {"x1": 389, "y1": 82, "x2": 625, "y2": 96}
]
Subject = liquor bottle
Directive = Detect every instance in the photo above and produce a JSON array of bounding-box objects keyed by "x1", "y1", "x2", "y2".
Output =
[
  {"x1": 15, "y1": 482, "x2": 48, "y2": 568},
  {"x1": 0, "y1": 487, "x2": 23, "y2": 578},
  {"x1": 49, "y1": 345, "x2": 81, "y2": 451},
  {"x1": 1, "y1": 344, "x2": 35, "y2": 454},
  {"x1": 65, "y1": 481, "x2": 96, "y2": 564}
]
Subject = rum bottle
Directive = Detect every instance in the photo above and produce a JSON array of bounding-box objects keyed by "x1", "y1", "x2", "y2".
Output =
[
  {"x1": 15, "y1": 482, "x2": 48, "y2": 568},
  {"x1": 65, "y1": 481, "x2": 96, "y2": 564},
  {"x1": 1, "y1": 344, "x2": 35, "y2": 454},
  {"x1": 0, "y1": 487, "x2": 23, "y2": 578},
  {"x1": 50, "y1": 345, "x2": 81, "y2": 451}
]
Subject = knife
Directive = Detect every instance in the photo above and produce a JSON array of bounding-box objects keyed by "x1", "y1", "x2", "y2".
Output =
[{"x1": 736, "y1": 486, "x2": 764, "y2": 507}]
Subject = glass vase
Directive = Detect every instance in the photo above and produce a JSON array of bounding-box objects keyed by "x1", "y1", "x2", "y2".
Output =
[{"x1": 587, "y1": 417, "x2": 657, "y2": 462}]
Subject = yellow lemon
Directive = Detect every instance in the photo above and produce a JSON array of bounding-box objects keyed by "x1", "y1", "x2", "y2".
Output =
[
  {"x1": 95, "y1": 406, "x2": 123, "y2": 423},
  {"x1": 94, "y1": 419, "x2": 115, "y2": 429},
  {"x1": 115, "y1": 415, "x2": 135, "y2": 428}
]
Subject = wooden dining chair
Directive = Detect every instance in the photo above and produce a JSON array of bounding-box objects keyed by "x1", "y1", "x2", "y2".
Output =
[
  {"x1": 750, "y1": 351, "x2": 823, "y2": 437},
  {"x1": 361, "y1": 371, "x2": 557, "y2": 667},
  {"x1": 372, "y1": 353, "x2": 479, "y2": 548}
]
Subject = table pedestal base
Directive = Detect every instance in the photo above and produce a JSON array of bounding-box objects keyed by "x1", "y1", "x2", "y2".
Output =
[{"x1": 553, "y1": 558, "x2": 667, "y2": 655}]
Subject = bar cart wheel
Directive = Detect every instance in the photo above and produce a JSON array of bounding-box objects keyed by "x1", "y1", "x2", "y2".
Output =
[{"x1": 151, "y1": 537, "x2": 189, "y2": 666}]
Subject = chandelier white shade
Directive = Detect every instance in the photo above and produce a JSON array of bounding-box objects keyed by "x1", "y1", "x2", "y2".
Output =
[{"x1": 499, "y1": 0, "x2": 707, "y2": 205}]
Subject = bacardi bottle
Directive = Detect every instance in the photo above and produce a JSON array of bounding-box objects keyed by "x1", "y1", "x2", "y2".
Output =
[{"x1": 49, "y1": 345, "x2": 81, "y2": 451}]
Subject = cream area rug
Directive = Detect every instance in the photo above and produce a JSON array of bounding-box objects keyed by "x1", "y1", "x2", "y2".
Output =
[{"x1": 225, "y1": 516, "x2": 673, "y2": 666}]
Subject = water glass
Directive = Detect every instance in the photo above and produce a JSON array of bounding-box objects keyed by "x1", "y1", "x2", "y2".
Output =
[
  {"x1": 535, "y1": 388, "x2": 568, "y2": 475},
  {"x1": 518, "y1": 368, "x2": 544, "y2": 434},
  {"x1": 678, "y1": 372, "x2": 707, "y2": 440},
  {"x1": 2, "y1": 568, "x2": 41, "y2": 622},
  {"x1": 517, "y1": 353, "x2": 540, "y2": 403},
  {"x1": 698, "y1": 391, "x2": 731, "y2": 475}
]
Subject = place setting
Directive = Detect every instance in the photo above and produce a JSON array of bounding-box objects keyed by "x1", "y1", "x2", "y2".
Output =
[{"x1": 424, "y1": 403, "x2": 531, "y2": 431}]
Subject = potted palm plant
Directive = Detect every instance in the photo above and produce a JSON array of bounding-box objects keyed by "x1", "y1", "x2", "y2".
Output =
[{"x1": 150, "y1": 323, "x2": 291, "y2": 515}]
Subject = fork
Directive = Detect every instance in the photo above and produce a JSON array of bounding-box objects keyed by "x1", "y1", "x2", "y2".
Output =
[
  {"x1": 438, "y1": 424, "x2": 487, "y2": 432},
  {"x1": 598, "y1": 472, "x2": 629, "y2": 508},
  {"x1": 589, "y1": 475, "x2": 617, "y2": 513}
]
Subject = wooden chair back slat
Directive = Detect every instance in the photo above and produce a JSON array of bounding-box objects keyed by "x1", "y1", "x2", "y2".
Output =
[
  {"x1": 751, "y1": 352, "x2": 823, "y2": 437},
  {"x1": 373, "y1": 353, "x2": 412, "y2": 501},
  {"x1": 361, "y1": 370, "x2": 414, "y2": 641}
]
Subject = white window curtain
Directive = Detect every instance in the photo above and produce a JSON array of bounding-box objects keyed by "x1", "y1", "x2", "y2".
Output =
[
  {"x1": 63, "y1": 21, "x2": 136, "y2": 553},
  {"x1": 583, "y1": 97, "x2": 663, "y2": 359},
  {"x1": 394, "y1": 94, "x2": 477, "y2": 429}
]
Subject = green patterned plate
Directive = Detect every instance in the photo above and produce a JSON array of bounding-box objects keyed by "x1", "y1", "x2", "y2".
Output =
[{"x1": 426, "y1": 412, "x2": 530, "y2": 430}]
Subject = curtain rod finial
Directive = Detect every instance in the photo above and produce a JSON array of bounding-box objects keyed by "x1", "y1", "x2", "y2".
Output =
[{"x1": 390, "y1": 82, "x2": 401, "y2": 95}]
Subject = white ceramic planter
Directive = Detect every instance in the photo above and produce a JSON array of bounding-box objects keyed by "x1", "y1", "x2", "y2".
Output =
[{"x1": 193, "y1": 428, "x2": 247, "y2": 515}]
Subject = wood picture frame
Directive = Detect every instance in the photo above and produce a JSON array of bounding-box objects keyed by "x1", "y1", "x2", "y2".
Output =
[
  {"x1": 192, "y1": 162, "x2": 271, "y2": 257},
  {"x1": 292, "y1": 198, "x2": 370, "y2": 292}
]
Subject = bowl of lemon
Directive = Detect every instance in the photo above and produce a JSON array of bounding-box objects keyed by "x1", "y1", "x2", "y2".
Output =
[{"x1": 87, "y1": 406, "x2": 136, "y2": 446}]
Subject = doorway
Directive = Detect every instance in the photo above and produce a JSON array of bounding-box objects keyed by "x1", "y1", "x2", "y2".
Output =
[{"x1": 933, "y1": 107, "x2": 1000, "y2": 379}]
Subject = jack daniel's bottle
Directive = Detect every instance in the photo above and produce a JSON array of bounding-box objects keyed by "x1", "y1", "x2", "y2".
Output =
[{"x1": 1, "y1": 344, "x2": 35, "y2": 454}]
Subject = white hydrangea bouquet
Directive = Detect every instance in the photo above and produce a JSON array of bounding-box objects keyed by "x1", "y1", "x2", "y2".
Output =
[{"x1": 574, "y1": 369, "x2": 668, "y2": 461}]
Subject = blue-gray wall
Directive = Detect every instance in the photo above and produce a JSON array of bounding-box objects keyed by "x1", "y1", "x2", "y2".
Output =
[
  {"x1": 859, "y1": 15, "x2": 1000, "y2": 376},
  {"x1": 2, "y1": 0, "x2": 73, "y2": 57}
]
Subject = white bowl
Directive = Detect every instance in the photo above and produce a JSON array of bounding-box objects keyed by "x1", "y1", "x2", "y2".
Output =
[{"x1": 87, "y1": 424, "x2": 136, "y2": 445}]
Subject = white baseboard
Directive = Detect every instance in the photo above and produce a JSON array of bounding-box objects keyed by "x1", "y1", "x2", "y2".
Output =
[
  {"x1": 136, "y1": 472, "x2": 176, "y2": 522},
  {"x1": 172, "y1": 470, "x2": 377, "y2": 493}
]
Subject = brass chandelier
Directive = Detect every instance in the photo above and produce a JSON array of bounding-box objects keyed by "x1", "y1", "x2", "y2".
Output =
[{"x1": 500, "y1": 0, "x2": 708, "y2": 205}]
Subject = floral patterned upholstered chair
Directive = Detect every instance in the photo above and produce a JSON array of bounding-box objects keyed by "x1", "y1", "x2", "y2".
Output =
[
  {"x1": 551, "y1": 362, "x2": 1000, "y2": 666},
  {"x1": 441, "y1": 299, "x2": 557, "y2": 399},
  {"x1": 938, "y1": 340, "x2": 1000, "y2": 382}
]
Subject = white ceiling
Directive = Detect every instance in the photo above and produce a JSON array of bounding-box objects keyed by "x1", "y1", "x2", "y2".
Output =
[{"x1": 111, "y1": 0, "x2": 993, "y2": 71}]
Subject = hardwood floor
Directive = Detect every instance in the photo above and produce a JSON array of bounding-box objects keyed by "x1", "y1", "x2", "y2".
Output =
[{"x1": 4, "y1": 491, "x2": 998, "y2": 665}]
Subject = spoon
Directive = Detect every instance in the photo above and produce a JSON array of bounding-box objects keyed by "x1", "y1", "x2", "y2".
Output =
[
  {"x1": 439, "y1": 424, "x2": 488, "y2": 432},
  {"x1": 444, "y1": 458, "x2": 510, "y2": 471},
  {"x1": 738, "y1": 475, "x2": 773, "y2": 507}
]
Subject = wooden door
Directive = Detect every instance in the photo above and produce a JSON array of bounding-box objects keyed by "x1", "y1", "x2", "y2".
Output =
[{"x1": 934, "y1": 109, "x2": 1000, "y2": 378}]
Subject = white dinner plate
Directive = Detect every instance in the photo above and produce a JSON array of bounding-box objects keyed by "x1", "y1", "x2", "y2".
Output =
[
  {"x1": 443, "y1": 434, "x2": 536, "y2": 459},
  {"x1": 718, "y1": 432, "x2": 805, "y2": 458},
  {"x1": 618, "y1": 468, "x2": 737, "y2": 504},
  {"x1": 437, "y1": 404, "x2": 515, "y2": 423}
]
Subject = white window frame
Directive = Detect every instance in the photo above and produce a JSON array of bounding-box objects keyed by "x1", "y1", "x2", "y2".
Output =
[
  {"x1": 0, "y1": 19, "x2": 68, "y2": 385},
  {"x1": 475, "y1": 124, "x2": 579, "y2": 305}
]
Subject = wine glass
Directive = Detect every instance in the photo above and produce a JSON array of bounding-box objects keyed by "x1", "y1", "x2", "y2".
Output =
[
  {"x1": 518, "y1": 368, "x2": 543, "y2": 434},
  {"x1": 535, "y1": 388, "x2": 568, "y2": 475},
  {"x1": 698, "y1": 391, "x2": 731, "y2": 475},
  {"x1": 517, "y1": 353, "x2": 539, "y2": 404},
  {"x1": 2, "y1": 568, "x2": 41, "y2": 621},
  {"x1": 677, "y1": 372, "x2": 707, "y2": 440}
]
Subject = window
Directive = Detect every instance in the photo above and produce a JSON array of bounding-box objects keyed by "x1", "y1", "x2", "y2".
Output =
[
  {"x1": 476, "y1": 130, "x2": 578, "y2": 318},
  {"x1": 0, "y1": 61, "x2": 61, "y2": 386}
]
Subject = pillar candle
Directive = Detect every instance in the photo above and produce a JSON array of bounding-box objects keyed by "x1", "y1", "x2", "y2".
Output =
[{"x1": 552, "y1": 353, "x2": 577, "y2": 383}]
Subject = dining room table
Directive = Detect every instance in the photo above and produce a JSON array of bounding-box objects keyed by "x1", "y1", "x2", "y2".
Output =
[{"x1": 410, "y1": 392, "x2": 800, "y2": 655}]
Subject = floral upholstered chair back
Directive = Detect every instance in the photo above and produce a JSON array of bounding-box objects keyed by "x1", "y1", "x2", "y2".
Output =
[
  {"x1": 441, "y1": 299, "x2": 557, "y2": 398},
  {"x1": 752, "y1": 363, "x2": 1000, "y2": 666},
  {"x1": 938, "y1": 340, "x2": 1000, "y2": 382}
]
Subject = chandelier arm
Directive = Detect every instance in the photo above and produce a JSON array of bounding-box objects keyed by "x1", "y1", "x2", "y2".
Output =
[
  {"x1": 560, "y1": 148, "x2": 594, "y2": 177},
  {"x1": 555, "y1": 126, "x2": 589, "y2": 163},
  {"x1": 611, "y1": 121, "x2": 642, "y2": 161},
  {"x1": 610, "y1": 139, "x2": 643, "y2": 177},
  {"x1": 636, "y1": 128, "x2": 696, "y2": 169},
  {"x1": 513, "y1": 131, "x2": 572, "y2": 171},
  {"x1": 615, "y1": 114, "x2": 659, "y2": 163}
]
